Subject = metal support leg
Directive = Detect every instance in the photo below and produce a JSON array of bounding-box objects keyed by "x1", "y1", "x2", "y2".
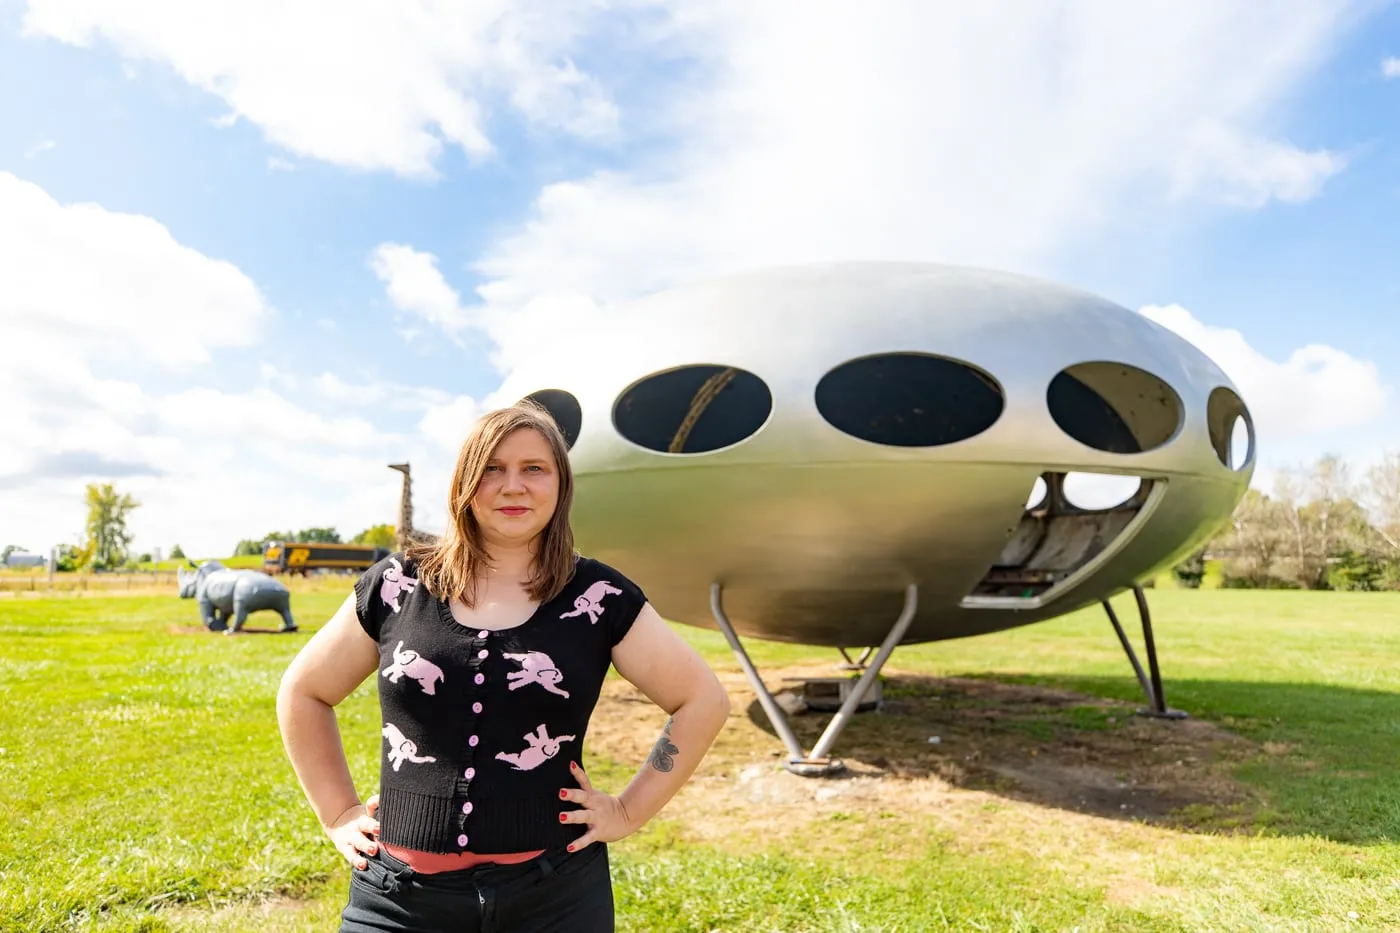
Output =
[
  {"x1": 1102, "y1": 585, "x2": 1187, "y2": 720},
  {"x1": 709, "y1": 584, "x2": 808, "y2": 765},
  {"x1": 836, "y1": 646, "x2": 874, "y2": 671},
  {"x1": 711, "y1": 583, "x2": 919, "y2": 776},
  {"x1": 808, "y1": 586, "x2": 917, "y2": 761}
]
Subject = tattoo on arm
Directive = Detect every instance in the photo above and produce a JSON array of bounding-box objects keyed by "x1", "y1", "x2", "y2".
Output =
[{"x1": 647, "y1": 717, "x2": 679, "y2": 773}]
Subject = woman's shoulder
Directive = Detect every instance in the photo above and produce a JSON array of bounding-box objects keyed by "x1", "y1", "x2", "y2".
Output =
[
  {"x1": 353, "y1": 550, "x2": 428, "y2": 638},
  {"x1": 571, "y1": 552, "x2": 628, "y2": 582},
  {"x1": 569, "y1": 553, "x2": 647, "y2": 601},
  {"x1": 358, "y1": 550, "x2": 416, "y2": 579}
]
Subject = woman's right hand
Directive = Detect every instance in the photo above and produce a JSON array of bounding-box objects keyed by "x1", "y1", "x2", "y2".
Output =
[{"x1": 325, "y1": 794, "x2": 380, "y2": 869}]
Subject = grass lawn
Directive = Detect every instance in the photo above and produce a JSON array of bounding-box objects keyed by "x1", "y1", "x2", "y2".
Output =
[{"x1": 2, "y1": 585, "x2": 1397, "y2": 931}]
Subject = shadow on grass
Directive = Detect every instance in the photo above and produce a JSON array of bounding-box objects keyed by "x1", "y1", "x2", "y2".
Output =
[{"x1": 741, "y1": 671, "x2": 1400, "y2": 845}]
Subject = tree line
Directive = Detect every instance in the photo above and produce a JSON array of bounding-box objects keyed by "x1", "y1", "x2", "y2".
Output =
[
  {"x1": 230, "y1": 523, "x2": 396, "y2": 556},
  {"x1": 1176, "y1": 451, "x2": 1400, "y2": 591},
  {"x1": 2, "y1": 483, "x2": 398, "y2": 571}
]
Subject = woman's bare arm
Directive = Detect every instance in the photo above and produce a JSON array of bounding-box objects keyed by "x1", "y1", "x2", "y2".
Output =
[
  {"x1": 566, "y1": 604, "x2": 729, "y2": 843},
  {"x1": 275, "y1": 592, "x2": 381, "y2": 852}
]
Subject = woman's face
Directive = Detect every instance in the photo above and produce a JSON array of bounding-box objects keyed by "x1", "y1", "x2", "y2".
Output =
[{"x1": 470, "y1": 427, "x2": 560, "y2": 549}]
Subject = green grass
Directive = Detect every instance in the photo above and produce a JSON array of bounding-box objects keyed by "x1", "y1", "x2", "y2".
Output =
[
  {"x1": 2, "y1": 589, "x2": 1398, "y2": 931},
  {"x1": 129, "y1": 556, "x2": 264, "y2": 571}
]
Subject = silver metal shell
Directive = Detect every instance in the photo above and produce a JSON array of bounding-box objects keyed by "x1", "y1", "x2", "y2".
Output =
[{"x1": 497, "y1": 262, "x2": 1254, "y2": 647}]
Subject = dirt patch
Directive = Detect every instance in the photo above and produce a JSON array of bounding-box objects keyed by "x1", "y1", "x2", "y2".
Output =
[{"x1": 588, "y1": 663, "x2": 1264, "y2": 851}]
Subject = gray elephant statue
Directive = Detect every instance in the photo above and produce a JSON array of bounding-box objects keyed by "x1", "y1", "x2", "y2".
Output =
[{"x1": 176, "y1": 560, "x2": 297, "y2": 634}]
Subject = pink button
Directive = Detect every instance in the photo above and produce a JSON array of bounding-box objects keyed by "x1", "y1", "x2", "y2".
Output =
[
  {"x1": 462, "y1": 802, "x2": 474, "y2": 815},
  {"x1": 477, "y1": 649, "x2": 488, "y2": 659},
  {"x1": 469, "y1": 735, "x2": 479, "y2": 747},
  {"x1": 478, "y1": 630, "x2": 489, "y2": 638},
  {"x1": 457, "y1": 834, "x2": 468, "y2": 847},
  {"x1": 464, "y1": 767, "x2": 475, "y2": 780},
  {"x1": 472, "y1": 702, "x2": 483, "y2": 714},
  {"x1": 474, "y1": 673, "x2": 484, "y2": 685}
]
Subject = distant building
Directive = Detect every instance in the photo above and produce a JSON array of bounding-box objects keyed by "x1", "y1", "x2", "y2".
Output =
[
  {"x1": 5, "y1": 552, "x2": 46, "y2": 568},
  {"x1": 152, "y1": 547, "x2": 163, "y2": 563}
]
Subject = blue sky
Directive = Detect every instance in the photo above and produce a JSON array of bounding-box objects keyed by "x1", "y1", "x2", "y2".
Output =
[{"x1": 1, "y1": 1, "x2": 1398, "y2": 557}]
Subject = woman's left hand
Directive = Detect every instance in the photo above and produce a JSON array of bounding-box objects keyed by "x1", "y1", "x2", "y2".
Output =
[{"x1": 558, "y1": 760, "x2": 634, "y2": 851}]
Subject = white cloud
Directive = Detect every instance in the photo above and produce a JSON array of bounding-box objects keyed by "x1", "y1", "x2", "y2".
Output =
[
  {"x1": 0, "y1": 172, "x2": 273, "y2": 368},
  {"x1": 0, "y1": 361, "x2": 462, "y2": 556},
  {"x1": 372, "y1": 239, "x2": 606, "y2": 376},
  {"x1": 356, "y1": 4, "x2": 1373, "y2": 391},
  {"x1": 369, "y1": 243, "x2": 475, "y2": 340},
  {"x1": 158, "y1": 386, "x2": 383, "y2": 449},
  {"x1": 24, "y1": 139, "x2": 56, "y2": 159},
  {"x1": 1383, "y1": 56, "x2": 1400, "y2": 78},
  {"x1": 438, "y1": 1, "x2": 1366, "y2": 346},
  {"x1": 0, "y1": 175, "x2": 468, "y2": 557},
  {"x1": 20, "y1": 0, "x2": 630, "y2": 177},
  {"x1": 1167, "y1": 124, "x2": 1347, "y2": 208},
  {"x1": 419, "y1": 395, "x2": 483, "y2": 453},
  {"x1": 1139, "y1": 303, "x2": 1391, "y2": 440}
]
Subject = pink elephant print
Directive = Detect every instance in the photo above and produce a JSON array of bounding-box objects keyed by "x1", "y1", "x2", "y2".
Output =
[
  {"x1": 382, "y1": 723, "x2": 436, "y2": 771},
  {"x1": 380, "y1": 558, "x2": 418, "y2": 613},
  {"x1": 381, "y1": 641, "x2": 446, "y2": 695},
  {"x1": 503, "y1": 651, "x2": 569, "y2": 698},
  {"x1": 559, "y1": 581, "x2": 623, "y2": 624},
  {"x1": 494, "y1": 724, "x2": 576, "y2": 771}
]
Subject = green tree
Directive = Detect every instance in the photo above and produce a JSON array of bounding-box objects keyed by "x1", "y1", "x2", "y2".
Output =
[
  {"x1": 1170, "y1": 547, "x2": 1205, "y2": 588},
  {"x1": 1, "y1": 545, "x2": 25, "y2": 564},
  {"x1": 84, "y1": 483, "x2": 140, "y2": 570},
  {"x1": 295, "y1": 526, "x2": 342, "y2": 544},
  {"x1": 169, "y1": 543, "x2": 187, "y2": 560},
  {"x1": 1379, "y1": 559, "x2": 1400, "y2": 592},
  {"x1": 1328, "y1": 548, "x2": 1385, "y2": 591},
  {"x1": 350, "y1": 524, "x2": 396, "y2": 548},
  {"x1": 1217, "y1": 488, "x2": 1290, "y2": 587},
  {"x1": 55, "y1": 543, "x2": 88, "y2": 572}
]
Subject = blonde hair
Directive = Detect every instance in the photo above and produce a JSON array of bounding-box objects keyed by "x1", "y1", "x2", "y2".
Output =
[{"x1": 408, "y1": 400, "x2": 576, "y2": 606}]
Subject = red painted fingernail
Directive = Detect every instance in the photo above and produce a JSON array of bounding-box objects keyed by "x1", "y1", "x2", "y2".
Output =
[
  {"x1": 567, "y1": 844, "x2": 575, "y2": 851},
  {"x1": 559, "y1": 813, "x2": 567, "y2": 822},
  {"x1": 559, "y1": 789, "x2": 567, "y2": 798}
]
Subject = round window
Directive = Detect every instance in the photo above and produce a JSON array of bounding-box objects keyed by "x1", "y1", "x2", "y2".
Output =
[
  {"x1": 1047, "y1": 362, "x2": 1182, "y2": 453},
  {"x1": 520, "y1": 389, "x2": 582, "y2": 450},
  {"x1": 612, "y1": 364, "x2": 772, "y2": 454},
  {"x1": 815, "y1": 352, "x2": 1004, "y2": 447}
]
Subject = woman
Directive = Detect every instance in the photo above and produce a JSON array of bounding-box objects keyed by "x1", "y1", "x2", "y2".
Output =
[{"x1": 276, "y1": 401, "x2": 732, "y2": 932}]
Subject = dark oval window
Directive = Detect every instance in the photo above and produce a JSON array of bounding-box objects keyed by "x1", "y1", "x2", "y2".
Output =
[
  {"x1": 612, "y1": 364, "x2": 772, "y2": 454},
  {"x1": 815, "y1": 352, "x2": 1004, "y2": 447},
  {"x1": 1047, "y1": 362, "x2": 1182, "y2": 454},
  {"x1": 520, "y1": 389, "x2": 582, "y2": 450},
  {"x1": 1207, "y1": 386, "x2": 1253, "y2": 471}
]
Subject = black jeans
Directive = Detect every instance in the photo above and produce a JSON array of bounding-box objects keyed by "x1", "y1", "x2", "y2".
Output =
[{"x1": 338, "y1": 843, "x2": 614, "y2": 933}]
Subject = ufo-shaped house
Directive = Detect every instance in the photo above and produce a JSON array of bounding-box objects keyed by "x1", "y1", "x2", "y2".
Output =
[{"x1": 498, "y1": 262, "x2": 1254, "y2": 772}]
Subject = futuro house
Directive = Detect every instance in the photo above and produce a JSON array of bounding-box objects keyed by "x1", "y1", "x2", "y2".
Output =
[{"x1": 492, "y1": 262, "x2": 1255, "y2": 773}]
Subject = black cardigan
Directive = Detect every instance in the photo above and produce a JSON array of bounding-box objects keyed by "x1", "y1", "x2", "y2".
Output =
[{"x1": 353, "y1": 551, "x2": 647, "y2": 853}]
